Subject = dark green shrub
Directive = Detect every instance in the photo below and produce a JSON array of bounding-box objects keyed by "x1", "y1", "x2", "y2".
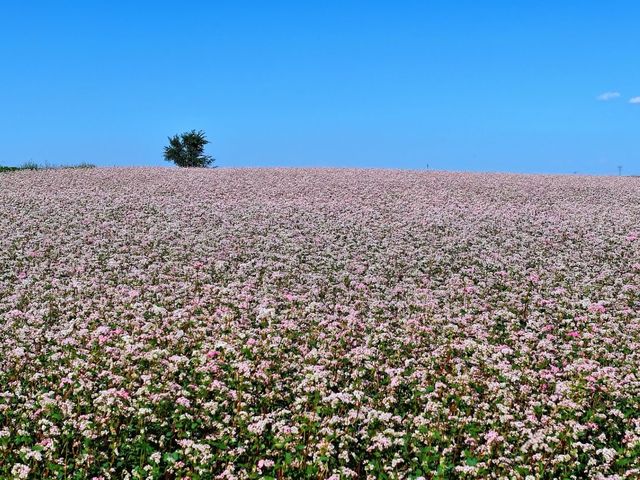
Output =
[
  {"x1": 163, "y1": 130, "x2": 215, "y2": 168},
  {"x1": 21, "y1": 161, "x2": 39, "y2": 170}
]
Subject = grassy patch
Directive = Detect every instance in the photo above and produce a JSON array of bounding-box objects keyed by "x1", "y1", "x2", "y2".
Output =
[{"x1": 0, "y1": 162, "x2": 97, "y2": 172}]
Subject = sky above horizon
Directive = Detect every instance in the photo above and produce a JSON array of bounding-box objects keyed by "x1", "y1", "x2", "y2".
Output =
[{"x1": 1, "y1": 1, "x2": 639, "y2": 174}]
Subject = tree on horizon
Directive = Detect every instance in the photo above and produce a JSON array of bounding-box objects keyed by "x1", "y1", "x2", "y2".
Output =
[{"x1": 163, "y1": 130, "x2": 215, "y2": 168}]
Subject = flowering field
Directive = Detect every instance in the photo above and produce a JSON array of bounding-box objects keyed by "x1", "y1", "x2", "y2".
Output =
[{"x1": 1, "y1": 168, "x2": 639, "y2": 480}]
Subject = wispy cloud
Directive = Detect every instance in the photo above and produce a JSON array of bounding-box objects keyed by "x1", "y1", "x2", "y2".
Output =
[
  {"x1": 596, "y1": 91, "x2": 621, "y2": 101},
  {"x1": 630, "y1": 97, "x2": 640, "y2": 104}
]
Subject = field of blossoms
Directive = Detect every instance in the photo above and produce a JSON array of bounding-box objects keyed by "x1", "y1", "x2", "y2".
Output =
[{"x1": 1, "y1": 168, "x2": 639, "y2": 480}]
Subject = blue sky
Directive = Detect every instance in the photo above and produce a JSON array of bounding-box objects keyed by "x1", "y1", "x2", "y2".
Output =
[{"x1": 1, "y1": 1, "x2": 638, "y2": 174}]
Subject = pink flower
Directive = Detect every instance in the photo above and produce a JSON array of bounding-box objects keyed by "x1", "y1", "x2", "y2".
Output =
[
  {"x1": 257, "y1": 459, "x2": 275, "y2": 471},
  {"x1": 39, "y1": 438, "x2": 53, "y2": 448},
  {"x1": 115, "y1": 389, "x2": 130, "y2": 400},
  {"x1": 568, "y1": 331, "x2": 580, "y2": 338},
  {"x1": 484, "y1": 430, "x2": 503, "y2": 446},
  {"x1": 11, "y1": 464, "x2": 30, "y2": 479}
]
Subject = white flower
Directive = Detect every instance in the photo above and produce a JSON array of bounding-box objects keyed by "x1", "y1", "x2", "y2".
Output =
[
  {"x1": 599, "y1": 447, "x2": 617, "y2": 463},
  {"x1": 11, "y1": 464, "x2": 30, "y2": 479}
]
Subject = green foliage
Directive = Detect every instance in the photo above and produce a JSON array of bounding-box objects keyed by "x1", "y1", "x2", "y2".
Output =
[
  {"x1": 21, "y1": 160, "x2": 39, "y2": 170},
  {"x1": 59, "y1": 162, "x2": 96, "y2": 169},
  {"x1": 163, "y1": 130, "x2": 215, "y2": 168},
  {"x1": 0, "y1": 162, "x2": 95, "y2": 172}
]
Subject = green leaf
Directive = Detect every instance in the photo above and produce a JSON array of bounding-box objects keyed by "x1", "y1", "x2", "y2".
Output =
[{"x1": 466, "y1": 456, "x2": 479, "y2": 466}]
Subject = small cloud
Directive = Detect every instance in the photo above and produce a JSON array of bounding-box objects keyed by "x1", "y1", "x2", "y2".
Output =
[
  {"x1": 630, "y1": 97, "x2": 640, "y2": 104},
  {"x1": 596, "y1": 91, "x2": 621, "y2": 101}
]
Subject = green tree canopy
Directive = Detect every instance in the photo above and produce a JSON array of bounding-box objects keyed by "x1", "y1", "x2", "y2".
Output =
[{"x1": 163, "y1": 130, "x2": 215, "y2": 168}]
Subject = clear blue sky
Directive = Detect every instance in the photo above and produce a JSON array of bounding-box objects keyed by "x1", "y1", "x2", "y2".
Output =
[{"x1": 1, "y1": 1, "x2": 639, "y2": 174}]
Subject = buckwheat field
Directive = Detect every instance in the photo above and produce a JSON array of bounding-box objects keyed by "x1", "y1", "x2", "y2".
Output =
[{"x1": 1, "y1": 168, "x2": 639, "y2": 480}]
